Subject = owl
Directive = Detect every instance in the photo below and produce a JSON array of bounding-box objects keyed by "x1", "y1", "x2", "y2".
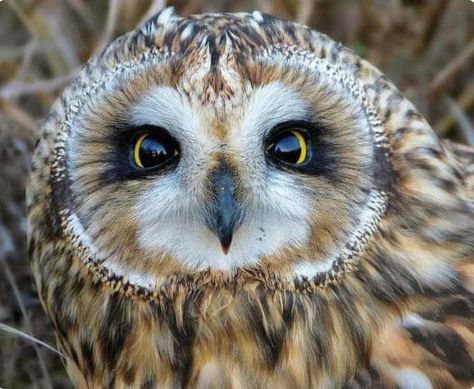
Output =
[{"x1": 27, "y1": 8, "x2": 474, "y2": 388}]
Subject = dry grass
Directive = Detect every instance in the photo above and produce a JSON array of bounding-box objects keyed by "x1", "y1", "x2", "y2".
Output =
[{"x1": 1, "y1": 0, "x2": 473, "y2": 387}]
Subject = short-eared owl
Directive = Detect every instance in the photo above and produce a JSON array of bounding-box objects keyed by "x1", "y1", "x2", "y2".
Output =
[{"x1": 27, "y1": 8, "x2": 474, "y2": 388}]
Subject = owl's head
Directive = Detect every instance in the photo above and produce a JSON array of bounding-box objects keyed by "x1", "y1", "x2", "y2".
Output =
[{"x1": 30, "y1": 8, "x2": 459, "y2": 293}]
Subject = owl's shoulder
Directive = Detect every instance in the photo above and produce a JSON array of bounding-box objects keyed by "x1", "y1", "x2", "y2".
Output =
[
  {"x1": 444, "y1": 140, "x2": 474, "y2": 201},
  {"x1": 347, "y1": 267, "x2": 474, "y2": 388}
]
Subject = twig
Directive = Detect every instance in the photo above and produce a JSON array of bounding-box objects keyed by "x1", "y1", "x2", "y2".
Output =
[
  {"x1": 435, "y1": 82, "x2": 474, "y2": 136},
  {"x1": 6, "y1": 0, "x2": 40, "y2": 39},
  {"x1": 0, "y1": 70, "x2": 78, "y2": 100},
  {"x1": 296, "y1": 0, "x2": 316, "y2": 25},
  {"x1": 17, "y1": 40, "x2": 39, "y2": 81},
  {"x1": 0, "y1": 44, "x2": 29, "y2": 62},
  {"x1": 0, "y1": 101, "x2": 37, "y2": 136},
  {"x1": 445, "y1": 97, "x2": 474, "y2": 147},
  {"x1": 93, "y1": 0, "x2": 122, "y2": 55},
  {"x1": 429, "y1": 39, "x2": 474, "y2": 96},
  {"x1": 137, "y1": 0, "x2": 166, "y2": 26},
  {"x1": 42, "y1": 7, "x2": 80, "y2": 70},
  {"x1": 0, "y1": 248, "x2": 53, "y2": 389},
  {"x1": 415, "y1": 0, "x2": 449, "y2": 54},
  {"x1": 7, "y1": 1, "x2": 71, "y2": 76},
  {"x1": 0, "y1": 323, "x2": 66, "y2": 359},
  {"x1": 66, "y1": 0, "x2": 96, "y2": 32}
]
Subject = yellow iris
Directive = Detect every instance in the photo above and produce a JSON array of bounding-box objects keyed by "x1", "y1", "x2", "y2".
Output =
[
  {"x1": 291, "y1": 130, "x2": 307, "y2": 164},
  {"x1": 133, "y1": 133, "x2": 148, "y2": 168}
]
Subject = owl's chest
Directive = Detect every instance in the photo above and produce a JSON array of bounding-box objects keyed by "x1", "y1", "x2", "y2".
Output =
[{"x1": 54, "y1": 280, "x2": 371, "y2": 389}]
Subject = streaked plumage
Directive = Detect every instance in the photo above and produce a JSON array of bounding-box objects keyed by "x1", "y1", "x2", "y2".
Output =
[{"x1": 27, "y1": 8, "x2": 474, "y2": 388}]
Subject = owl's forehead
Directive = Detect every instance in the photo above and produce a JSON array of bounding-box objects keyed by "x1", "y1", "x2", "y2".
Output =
[
  {"x1": 79, "y1": 9, "x2": 374, "y2": 143},
  {"x1": 149, "y1": 26, "x2": 256, "y2": 111},
  {"x1": 175, "y1": 40, "x2": 246, "y2": 114},
  {"x1": 132, "y1": 38, "x2": 304, "y2": 134},
  {"x1": 135, "y1": 11, "x2": 318, "y2": 112}
]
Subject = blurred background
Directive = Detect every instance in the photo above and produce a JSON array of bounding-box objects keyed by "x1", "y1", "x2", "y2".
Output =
[{"x1": 0, "y1": 0, "x2": 473, "y2": 387}]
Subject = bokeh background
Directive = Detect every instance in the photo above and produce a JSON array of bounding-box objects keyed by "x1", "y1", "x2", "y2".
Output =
[{"x1": 1, "y1": 0, "x2": 473, "y2": 387}]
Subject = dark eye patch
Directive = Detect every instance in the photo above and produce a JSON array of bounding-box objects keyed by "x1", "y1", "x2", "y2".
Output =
[
  {"x1": 95, "y1": 124, "x2": 180, "y2": 183},
  {"x1": 131, "y1": 130, "x2": 179, "y2": 169},
  {"x1": 264, "y1": 120, "x2": 337, "y2": 178},
  {"x1": 267, "y1": 130, "x2": 309, "y2": 165}
]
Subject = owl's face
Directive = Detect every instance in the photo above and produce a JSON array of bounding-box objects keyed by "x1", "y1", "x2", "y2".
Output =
[{"x1": 54, "y1": 9, "x2": 390, "y2": 287}]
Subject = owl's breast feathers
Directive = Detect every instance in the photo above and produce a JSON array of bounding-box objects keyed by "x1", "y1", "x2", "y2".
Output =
[{"x1": 29, "y1": 228, "x2": 474, "y2": 388}]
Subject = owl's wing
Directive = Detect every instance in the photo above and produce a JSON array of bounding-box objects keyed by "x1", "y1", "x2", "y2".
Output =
[
  {"x1": 379, "y1": 277, "x2": 473, "y2": 389},
  {"x1": 448, "y1": 140, "x2": 474, "y2": 199},
  {"x1": 345, "y1": 141, "x2": 474, "y2": 389},
  {"x1": 345, "y1": 272, "x2": 474, "y2": 389}
]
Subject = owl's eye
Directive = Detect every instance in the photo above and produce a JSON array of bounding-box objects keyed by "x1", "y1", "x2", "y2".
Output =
[
  {"x1": 131, "y1": 129, "x2": 179, "y2": 169},
  {"x1": 266, "y1": 130, "x2": 309, "y2": 165}
]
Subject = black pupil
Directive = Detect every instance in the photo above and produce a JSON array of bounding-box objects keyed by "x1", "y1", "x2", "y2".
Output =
[
  {"x1": 138, "y1": 135, "x2": 175, "y2": 168},
  {"x1": 268, "y1": 132, "x2": 302, "y2": 164}
]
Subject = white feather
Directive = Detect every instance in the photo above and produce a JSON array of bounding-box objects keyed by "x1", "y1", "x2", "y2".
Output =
[{"x1": 393, "y1": 368, "x2": 433, "y2": 389}]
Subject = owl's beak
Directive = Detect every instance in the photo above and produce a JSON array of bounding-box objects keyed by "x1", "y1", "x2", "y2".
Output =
[{"x1": 209, "y1": 164, "x2": 237, "y2": 255}]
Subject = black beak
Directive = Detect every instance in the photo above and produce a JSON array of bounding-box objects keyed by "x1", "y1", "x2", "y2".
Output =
[{"x1": 209, "y1": 164, "x2": 237, "y2": 255}]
